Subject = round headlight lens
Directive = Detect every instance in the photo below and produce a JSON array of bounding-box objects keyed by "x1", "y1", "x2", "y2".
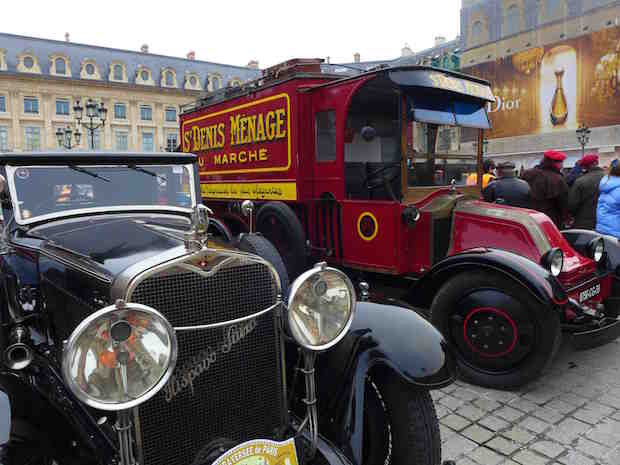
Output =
[
  {"x1": 549, "y1": 248, "x2": 564, "y2": 277},
  {"x1": 62, "y1": 301, "x2": 177, "y2": 411},
  {"x1": 287, "y1": 264, "x2": 356, "y2": 351},
  {"x1": 591, "y1": 238, "x2": 605, "y2": 263}
]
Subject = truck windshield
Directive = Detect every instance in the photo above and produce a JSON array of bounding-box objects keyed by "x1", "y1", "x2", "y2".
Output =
[{"x1": 7, "y1": 164, "x2": 196, "y2": 224}]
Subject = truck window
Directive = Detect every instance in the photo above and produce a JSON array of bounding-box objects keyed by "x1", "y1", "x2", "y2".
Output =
[{"x1": 315, "y1": 111, "x2": 337, "y2": 162}]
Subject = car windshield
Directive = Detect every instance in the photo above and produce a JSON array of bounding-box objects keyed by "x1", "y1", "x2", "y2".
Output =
[{"x1": 7, "y1": 163, "x2": 196, "y2": 224}]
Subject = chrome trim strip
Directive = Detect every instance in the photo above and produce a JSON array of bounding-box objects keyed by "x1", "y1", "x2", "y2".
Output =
[
  {"x1": 173, "y1": 302, "x2": 281, "y2": 331},
  {"x1": 5, "y1": 164, "x2": 196, "y2": 226}
]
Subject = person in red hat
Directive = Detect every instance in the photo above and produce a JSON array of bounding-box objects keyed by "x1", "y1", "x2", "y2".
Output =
[
  {"x1": 522, "y1": 150, "x2": 569, "y2": 227},
  {"x1": 568, "y1": 153, "x2": 605, "y2": 229}
]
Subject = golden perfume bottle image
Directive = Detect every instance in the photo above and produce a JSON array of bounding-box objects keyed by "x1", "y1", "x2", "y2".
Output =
[{"x1": 550, "y1": 68, "x2": 568, "y2": 125}]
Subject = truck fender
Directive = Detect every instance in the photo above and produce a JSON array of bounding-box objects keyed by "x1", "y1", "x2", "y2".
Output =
[
  {"x1": 562, "y1": 229, "x2": 620, "y2": 273},
  {"x1": 315, "y1": 301, "x2": 455, "y2": 465},
  {"x1": 407, "y1": 248, "x2": 568, "y2": 310}
]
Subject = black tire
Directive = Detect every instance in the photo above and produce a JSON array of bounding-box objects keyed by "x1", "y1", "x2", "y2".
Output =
[
  {"x1": 256, "y1": 202, "x2": 306, "y2": 279},
  {"x1": 236, "y1": 233, "x2": 290, "y2": 295},
  {"x1": 430, "y1": 271, "x2": 561, "y2": 389},
  {"x1": 364, "y1": 375, "x2": 441, "y2": 465}
]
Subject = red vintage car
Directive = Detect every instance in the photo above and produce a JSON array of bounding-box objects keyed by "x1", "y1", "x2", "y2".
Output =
[{"x1": 180, "y1": 59, "x2": 620, "y2": 388}]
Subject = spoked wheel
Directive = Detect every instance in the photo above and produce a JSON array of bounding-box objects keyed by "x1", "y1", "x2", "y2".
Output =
[
  {"x1": 431, "y1": 271, "x2": 561, "y2": 389},
  {"x1": 363, "y1": 375, "x2": 441, "y2": 465}
]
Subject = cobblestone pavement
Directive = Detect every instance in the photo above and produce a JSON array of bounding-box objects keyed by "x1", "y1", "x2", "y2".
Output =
[{"x1": 436, "y1": 337, "x2": 620, "y2": 465}]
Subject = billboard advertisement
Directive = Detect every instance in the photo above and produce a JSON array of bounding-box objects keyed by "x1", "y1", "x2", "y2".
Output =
[{"x1": 463, "y1": 25, "x2": 620, "y2": 139}]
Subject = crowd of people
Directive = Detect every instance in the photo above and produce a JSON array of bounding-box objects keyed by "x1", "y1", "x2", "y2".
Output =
[{"x1": 481, "y1": 150, "x2": 620, "y2": 238}]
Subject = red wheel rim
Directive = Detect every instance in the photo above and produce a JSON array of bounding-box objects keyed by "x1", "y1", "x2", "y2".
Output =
[{"x1": 463, "y1": 307, "x2": 518, "y2": 358}]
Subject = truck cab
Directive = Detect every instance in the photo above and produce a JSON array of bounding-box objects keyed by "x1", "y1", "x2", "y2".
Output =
[{"x1": 180, "y1": 59, "x2": 620, "y2": 389}]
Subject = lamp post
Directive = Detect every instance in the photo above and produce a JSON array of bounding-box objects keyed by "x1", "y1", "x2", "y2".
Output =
[
  {"x1": 74, "y1": 98, "x2": 107, "y2": 149},
  {"x1": 576, "y1": 124, "x2": 591, "y2": 158},
  {"x1": 55, "y1": 125, "x2": 82, "y2": 150}
]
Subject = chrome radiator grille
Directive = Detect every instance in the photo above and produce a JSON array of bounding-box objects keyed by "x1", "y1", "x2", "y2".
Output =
[{"x1": 130, "y1": 259, "x2": 285, "y2": 465}]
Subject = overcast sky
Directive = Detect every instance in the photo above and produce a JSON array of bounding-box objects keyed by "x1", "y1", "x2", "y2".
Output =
[{"x1": 3, "y1": 0, "x2": 462, "y2": 68}]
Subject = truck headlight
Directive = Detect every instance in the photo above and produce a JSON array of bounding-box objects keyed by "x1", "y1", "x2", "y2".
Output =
[
  {"x1": 62, "y1": 300, "x2": 177, "y2": 411},
  {"x1": 287, "y1": 263, "x2": 356, "y2": 351},
  {"x1": 542, "y1": 248, "x2": 564, "y2": 277},
  {"x1": 588, "y1": 238, "x2": 605, "y2": 263}
]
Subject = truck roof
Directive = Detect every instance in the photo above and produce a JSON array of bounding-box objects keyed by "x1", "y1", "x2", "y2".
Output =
[{"x1": 181, "y1": 63, "x2": 493, "y2": 116}]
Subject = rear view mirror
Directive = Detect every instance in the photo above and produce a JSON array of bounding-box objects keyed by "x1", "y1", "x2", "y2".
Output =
[{"x1": 360, "y1": 126, "x2": 377, "y2": 142}]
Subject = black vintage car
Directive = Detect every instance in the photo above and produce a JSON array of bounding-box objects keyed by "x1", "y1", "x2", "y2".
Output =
[{"x1": 0, "y1": 151, "x2": 455, "y2": 465}]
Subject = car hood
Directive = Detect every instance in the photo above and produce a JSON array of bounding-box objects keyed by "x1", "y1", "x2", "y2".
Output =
[{"x1": 26, "y1": 214, "x2": 215, "y2": 279}]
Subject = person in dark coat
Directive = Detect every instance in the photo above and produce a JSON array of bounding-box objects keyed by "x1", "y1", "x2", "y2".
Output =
[
  {"x1": 522, "y1": 150, "x2": 569, "y2": 228},
  {"x1": 483, "y1": 161, "x2": 530, "y2": 208},
  {"x1": 568, "y1": 153, "x2": 606, "y2": 230}
]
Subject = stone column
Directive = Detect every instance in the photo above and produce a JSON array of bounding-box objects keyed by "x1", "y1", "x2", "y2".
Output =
[
  {"x1": 129, "y1": 99, "x2": 138, "y2": 151},
  {"x1": 10, "y1": 91, "x2": 20, "y2": 151}
]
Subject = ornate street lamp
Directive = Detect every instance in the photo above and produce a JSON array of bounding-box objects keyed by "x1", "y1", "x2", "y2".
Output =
[
  {"x1": 55, "y1": 125, "x2": 82, "y2": 150},
  {"x1": 576, "y1": 124, "x2": 591, "y2": 158},
  {"x1": 74, "y1": 98, "x2": 106, "y2": 149}
]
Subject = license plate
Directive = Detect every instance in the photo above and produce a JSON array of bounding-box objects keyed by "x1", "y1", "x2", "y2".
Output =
[
  {"x1": 212, "y1": 438, "x2": 299, "y2": 465},
  {"x1": 579, "y1": 283, "x2": 601, "y2": 303}
]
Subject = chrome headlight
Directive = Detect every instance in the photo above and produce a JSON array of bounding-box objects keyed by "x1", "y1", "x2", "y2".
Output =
[
  {"x1": 542, "y1": 248, "x2": 564, "y2": 277},
  {"x1": 287, "y1": 263, "x2": 356, "y2": 351},
  {"x1": 62, "y1": 300, "x2": 177, "y2": 411},
  {"x1": 588, "y1": 237, "x2": 605, "y2": 263}
]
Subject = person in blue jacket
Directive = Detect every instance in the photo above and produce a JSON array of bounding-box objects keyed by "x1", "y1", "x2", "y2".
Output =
[{"x1": 596, "y1": 159, "x2": 620, "y2": 238}]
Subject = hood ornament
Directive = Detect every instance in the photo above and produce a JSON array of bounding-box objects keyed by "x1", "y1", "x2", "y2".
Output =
[{"x1": 185, "y1": 204, "x2": 212, "y2": 251}]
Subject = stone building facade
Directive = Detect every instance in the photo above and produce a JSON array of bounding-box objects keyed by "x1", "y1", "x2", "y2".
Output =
[
  {"x1": 0, "y1": 33, "x2": 260, "y2": 153},
  {"x1": 459, "y1": 0, "x2": 620, "y2": 167}
]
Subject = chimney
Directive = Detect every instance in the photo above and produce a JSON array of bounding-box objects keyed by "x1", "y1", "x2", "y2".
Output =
[
  {"x1": 434, "y1": 36, "x2": 447, "y2": 46},
  {"x1": 64, "y1": 32, "x2": 70, "y2": 42},
  {"x1": 401, "y1": 44, "x2": 413, "y2": 57},
  {"x1": 141, "y1": 44, "x2": 149, "y2": 53},
  {"x1": 326, "y1": 56, "x2": 331, "y2": 64},
  {"x1": 186, "y1": 50, "x2": 195, "y2": 60},
  {"x1": 247, "y1": 60, "x2": 259, "y2": 69},
  {"x1": 353, "y1": 52, "x2": 361, "y2": 63}
]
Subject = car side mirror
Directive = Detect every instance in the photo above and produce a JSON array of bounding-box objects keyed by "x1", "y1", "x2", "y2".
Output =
[{"x1": 360, "y1": 126, "x2": 376, "y2": 142}]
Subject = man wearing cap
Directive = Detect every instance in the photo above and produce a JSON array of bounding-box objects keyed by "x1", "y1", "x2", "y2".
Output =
[
  {"x1": 483, "y1": 161, "x2": 530, "y2": 208},
  {"x1": 522, "y1": 150, "x2": 569, "y2": 227},
  {"x1": 568, "y1": 153, "x2": 605, "y2": 229}
]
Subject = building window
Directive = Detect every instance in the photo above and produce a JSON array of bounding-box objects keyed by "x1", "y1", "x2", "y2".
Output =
[
  {"x1": 0, "y1": 126, "x2": 8, "y2": 151},
  {"x1": 24, "y1": 97, "x2": 39, "y2": 114},
  {"x1": 115, "y1": 131, "x2": 129, "y2": 151},
  {"x1": 190, "y1": 76, "x2": 197, "y2": 87},
  {"x1": 55, "y1": 58, "x2": 66, "y2": 75},
  {"x1": 167, "y1": 133, "x2": 178, "y2": 152},
  {"x1": 165, "y1": 107, "x2": 177, "y2": 122},
  {"x1": 210, "y1": 75, "x2": 222, "y2": 91},
  {"x1": 140, "y1": 105, "x2": 152, "y2": 121},
  {"x1": 114, "y1": 103, "x2": 127, "y2": 120},
  {"x1": 0, "y1": 96, "x2": 5, "y2": 112},
  {"x1": 471, "y1": 20, "x2": 484, "y2": 45},
  {"x1": 56, "y1": 99, "x2": 70, "y2": 116},
  {"x1": 85, "y1": 63, "x2": 95, "y2": 75},
  {"x1": 165, "y1": 71, "x2": 174, "y2": 86},
  {"x1": 315, "y1": 110, "x2": 337, "y2": 162},
  {"x1": 113, "y1": 64, "x2": 123, "y2": 80},
  {"x1": 87, "y1": 129, "x2": 101, "y2": 150},
  {"x1": 23, "y1": 56, "x2": 34, "y2": 69},
  {"x1": 142, "y1": 132, "x2": 154, "y2": 152},
  {"x1": 503, "y1": 4, "x2": 521, "y2": 37},
  {"x1": 24, "y1": 126, "x2": 41, "y2": 151},
  {"x1": 140, "y1": 70, "x2": 149, "y2": 81}
]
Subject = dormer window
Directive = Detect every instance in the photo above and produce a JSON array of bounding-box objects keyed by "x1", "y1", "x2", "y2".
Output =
[
  {"x1": 0, "y1": 49, "x2": 6, "y2": 71},
  {"x1": 108, "y1": 62, "x2": 127, "y2": 82},
  {"x1": 80, "y1": 59, "x2": 101, "y2": 80},
  {"x1": 50, "y1": 54, "x2": 71, "y2": 77},
  {"x1": 161, "y1": 68, "x2": 177, "y2": 88},
  {"x1": 184, "y1": 72, "x2": 201, "y2": 90},
  {"x1": 229, "y1": 78, "x2": 242, "y2": 87},
  {"x1": 208, "y1": 73, "x2": 223, "y2": 91},
  {"x1": 55, "y1": 58, "x2": 66, "y2": 75},
  {"x1": 17, "y1": 52, "x2": 41, "y2": 74},
  {"x1": 136, "y1": 66, "x2": 154, "y2": 86}
]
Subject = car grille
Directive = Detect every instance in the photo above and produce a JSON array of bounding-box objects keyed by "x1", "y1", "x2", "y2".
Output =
[{"x1": 130, "y1": 258, "x2": 285, "y2": 465}]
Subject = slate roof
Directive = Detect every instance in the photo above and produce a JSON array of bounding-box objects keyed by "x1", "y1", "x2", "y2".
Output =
[{"x1": 0, "y1": 32, "x2": 261, "y2": 89}]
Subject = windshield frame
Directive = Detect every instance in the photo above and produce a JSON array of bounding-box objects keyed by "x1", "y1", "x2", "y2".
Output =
[{"x1": 5, "y1": 163, "x2": 198, "y2": 226}]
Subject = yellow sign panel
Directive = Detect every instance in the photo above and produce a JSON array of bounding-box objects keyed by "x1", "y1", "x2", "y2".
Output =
[
  {"x1": 212, "y1": 438, "x2": 299, "y2": 465},
  {"x1": 201, "y1": 182, "x2": 297, "y2": 201}
]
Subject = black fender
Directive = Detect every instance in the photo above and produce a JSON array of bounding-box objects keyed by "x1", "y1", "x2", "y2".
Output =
[
  {"x1": 406, "y1": 248, "x2": 568, "y2": 310},
  {"x1": 207, "y1": 217, "x2": 233, "y2": 243},
  {"x1": 315, "y1": 301, "x2": 455, "y2": 465}
]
